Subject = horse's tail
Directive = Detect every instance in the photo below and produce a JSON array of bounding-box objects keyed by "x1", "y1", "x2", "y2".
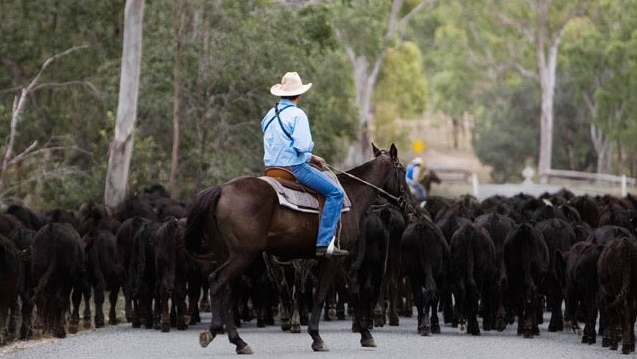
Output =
[{"x1": 185, "y1": 186, "x2": 222, "y2": 255}]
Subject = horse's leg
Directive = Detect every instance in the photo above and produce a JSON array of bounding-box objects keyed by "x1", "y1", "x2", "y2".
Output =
[
  {"x1": 309, "y1": 259, "x2": 363, "y2": 351},
  {"x1": 200, "y1": 257, "x2": 255, "y2": 354}
]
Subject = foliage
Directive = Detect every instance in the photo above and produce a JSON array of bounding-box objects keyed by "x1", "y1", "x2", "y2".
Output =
[{"x1": 473, "y1": 82, "x2": 540, "y2": 182}]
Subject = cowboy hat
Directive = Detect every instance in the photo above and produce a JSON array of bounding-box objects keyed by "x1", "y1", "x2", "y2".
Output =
[
  {"x1": 270, "y1": 72, "x2": 312, "y2": 97},
  {"x1": 411, "y1": 157, "x2": 423, "y2": 165}
]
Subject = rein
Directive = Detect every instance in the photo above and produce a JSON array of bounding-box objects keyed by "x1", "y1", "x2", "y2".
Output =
[{"x1": 325, "y1": 163, "x2": 406, "y2": 208}]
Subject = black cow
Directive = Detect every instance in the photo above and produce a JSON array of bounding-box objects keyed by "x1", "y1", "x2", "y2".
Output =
[
  {"x1": 597, "y1": 236, "x2": 637, "y2": 354},
  {"x1": 504, "y1": 222, "x2": 549, "y2": 338},
  {"x1": 115, "y1": 216, "x2": 152, "y2": 323},
  {"x1": 449, "y1": 222, "x2": 497, "y2": 335},
  {"x1": 6, "y1": 205, "x2": 47, "y2": 231},
  {"x1": 474, "y1": 211, "x2": 516, "y2": 331},
  {"x1": 128, "y1": 220, "x2": 160, "y2": 329},
  {"x1": 351, "y1": 205, "x2": 392, "y2": 332},
  {"x1": 535, "y1": 216, "x2": 576, "y2": 332},
  {"x1": 556, "y1": 240, "x2": 604, "y2": 345},
  {"x1": 400, "y1": 215, "x2": 449, "y2": 335},
  {"x1": 31, "y1": 223, "x2": 86, "y2": 338},
  {"x1": 82, "y1": 229, "x2": 124, "y2": 328},
  {"x1": 9, "y1": 228, "x2": 35, "y2": 340},
  {"x1": 374, "y1": 204, "x2": 406, "y2": 327},
  {"x1": 154, "y1": 217, "x2": 189, "y2": 332},
  {"x1": 0, "y1": 234, "x2": 20, "y2": 345},
  {"x1": 78, "y1": 200, "x2": 121, "y2": 237},
  {"x1": 436, "y1": 207, "x2": 471, "y2": 324}
]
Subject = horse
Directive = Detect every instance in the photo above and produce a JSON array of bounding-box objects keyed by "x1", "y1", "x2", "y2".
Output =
[
  {"x1": 185, "y1": 143, "x2": 413, "y2": 354},
  {"x1": 421, "y1": 168, "x2": 441, "y2": 195}
]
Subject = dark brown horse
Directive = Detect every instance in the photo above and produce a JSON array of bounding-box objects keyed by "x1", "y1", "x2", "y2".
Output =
[{"x1": 185, "y1": 143, "x2": 413, "y2": 354}]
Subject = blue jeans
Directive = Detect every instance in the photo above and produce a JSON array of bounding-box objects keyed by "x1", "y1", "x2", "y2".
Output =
[
  {"x1": 407, "y1": 179, "x2": 427, "y2": 202},
  {"x1": 291, "y1": 163, "x2": 345, "y2": 247}
]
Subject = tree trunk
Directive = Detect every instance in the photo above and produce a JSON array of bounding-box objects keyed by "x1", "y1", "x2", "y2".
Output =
[
  {"x1": 535, "y1": 0, "x2": 563, "y2": 183},
  {"x1": 104, "y1": 0, "x2": 145, "y2": 209},
  {"x1": 169, "y1": 0, "x2": 185, "y2": 201}
]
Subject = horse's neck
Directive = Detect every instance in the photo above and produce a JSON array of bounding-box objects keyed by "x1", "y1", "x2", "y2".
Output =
[{"x1": 342, "y1": 176, "x2": 383, "y2": 218}]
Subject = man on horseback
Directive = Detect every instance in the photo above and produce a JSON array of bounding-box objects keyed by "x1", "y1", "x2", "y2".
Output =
[
  {"x1": 261, "y1": 71, "x2": 348, "y2": 258},
  {"x1": 406, "y1": 157, "x2": 427, "y2": 202}
]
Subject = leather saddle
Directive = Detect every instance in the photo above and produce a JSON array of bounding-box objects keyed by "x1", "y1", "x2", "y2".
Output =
[{"x1": 258, "y1": 167, "x2": 351, "y2": 214}]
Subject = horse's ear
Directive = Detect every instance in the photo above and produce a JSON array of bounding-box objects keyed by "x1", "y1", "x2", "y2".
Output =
[
  {"x1": 389, "y1": 143, "x2": 398, "y2": 160},
  {"x1": 372, "y1": 142, "x2": 381, "y2": 157}
]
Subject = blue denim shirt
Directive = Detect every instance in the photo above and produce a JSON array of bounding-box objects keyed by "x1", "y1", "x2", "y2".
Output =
[{"x1": 261, "y1": 99, "x2": 313, "y2": 167}]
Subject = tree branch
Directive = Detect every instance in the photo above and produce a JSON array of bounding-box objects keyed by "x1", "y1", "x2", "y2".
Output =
[{"x1": 0, "y1": 45, "x2": 89, "y2": 191}]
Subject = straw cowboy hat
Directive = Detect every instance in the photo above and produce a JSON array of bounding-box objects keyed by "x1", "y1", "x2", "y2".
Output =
[
  {"x1": 270, "y1": 72, "x2": 312, "y2": 97},
  {"x1": 411, "y1": 157, "x2": 423, "y2": 165}
]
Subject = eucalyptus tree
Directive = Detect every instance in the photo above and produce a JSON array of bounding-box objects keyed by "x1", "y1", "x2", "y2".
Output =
[
  {"x1": 136, "y1": 1, "x2": 355, "y2": 198},
  {"x1": 104, "y1": 0, "x2": 145, "y2": 209},
  {"x1": 0, "y1": 0, "x2": 123, "y2": 208},
  {"x1": 562, "y1": 0, "x2": 637, "y2": 175},
  {"x1": 476, "y1": 0, "x2": 592, "y2": 182},
  {"x1": 330, "y1": 0, "x2": 435, "y2": 165},
  {"x1": 372, "y1": 41, "x2": 428, "y2": 151}
]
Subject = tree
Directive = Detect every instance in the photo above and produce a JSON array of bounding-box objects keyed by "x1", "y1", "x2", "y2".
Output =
[
  {"x1": 332, "y1": 0, "x2": 435, "y2": 165},
  {"x1": 485, "y1": 0, "x2": 589, "y2": 182},
  {"x1": 562, "y1": 0, "x2": 637, "y2": 175},
  {"x1": 0, "y1": 46, "x2": 87, "y2": 194},
  {"x1": 104, "y1": 0, "x2": 145, "y2": 209}
]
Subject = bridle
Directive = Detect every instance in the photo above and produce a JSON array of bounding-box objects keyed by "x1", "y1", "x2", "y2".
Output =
[{"x1": 325, "y1": 154, "x2": 413, "y2": 213}]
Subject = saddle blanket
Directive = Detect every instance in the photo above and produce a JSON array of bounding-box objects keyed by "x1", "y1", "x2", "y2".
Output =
[{"x1": 258, "y1": 176, "x2": 351, "y2": 214}]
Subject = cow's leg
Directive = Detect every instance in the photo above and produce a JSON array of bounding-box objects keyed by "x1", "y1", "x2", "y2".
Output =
[
  {"x1": 547, "y1": 289, "x2": 564, "y2": 332},
  {"x1": 466, "y1": 290, "x2": 480, "y2": 336},
  {"x1": 175, "y1": 280, "x2": 188, "y2": 330},
  {"x1": 94, "y1": 283, "x2": 106, "y2": 328},
  {"x1": 19, "y1": 292, "x2": 33, "y2": 340},
  {"x1": 431, "y1": 295, "x2": 441, "y2": 334},
  {"x1": 187, "y1": 275, "x2": 202, "y2": 325},
  {"x1": 160, "y1": 283, "x2": 171, "y2": 332},
  {"x1": 7, "y1": 296, "x2": 19, "y2": 341},
  {"x1": 108, "y1": 287, "x2": 119, "y2": 325},
  {"x1": 387, "y1": 275, "x2": 399, "y2": 326},
  {"x1": 81, "y1": 286, "x2": 92, "y2": 330},
  {"x1": 69, "y1": 285, "x2": 83, "y2": 334}
]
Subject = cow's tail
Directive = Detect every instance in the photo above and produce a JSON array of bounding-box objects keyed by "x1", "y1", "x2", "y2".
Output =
[
  {"x1": 185, "y1": 186, "x2": 222, "y2": 256},
  {"x1": 421, "y1": 253, "x2": 437, "y2": 302},
  {"x1": 609, "y1": 237, "x2": 633, "y2": 309},
  {"x1": 466, "y1": 227, "x2": 477, "y2": 295},
  {"x1": 521, "y1": 225, "x2": 536, "y2": 292},
  {"x1": 33, "y1": 224, "x2": 56, "y2": 304}
]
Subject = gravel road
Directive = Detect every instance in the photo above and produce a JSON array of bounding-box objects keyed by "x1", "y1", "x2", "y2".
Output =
[{"x1": 0, "y1": 310, "x2": 619, "y2": 359}]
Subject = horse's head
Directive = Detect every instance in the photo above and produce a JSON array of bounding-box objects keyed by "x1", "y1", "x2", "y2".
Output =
[{"x1": 371, "y1": 143, "x2": 418, "y2": 213}]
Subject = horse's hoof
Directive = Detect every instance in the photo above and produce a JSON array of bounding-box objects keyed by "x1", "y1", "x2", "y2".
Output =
[
  {"x1": 199, "y1": 331, "x2": 215, "y2": 348},
  {"x1": 361, "y1": 338, "x2": 376, "y2": 347},
  {"x1": 290, "y1": 324, "x2": 301, "y2": 334},
  {"x1": 236, "y1": 344, "x2": 253, "y2": 355},
  {"x1": 420, "y1": 326, "x2": 431, "y2": 336},
  {"x1": 312, "y1": 341, "x2": 328, "y2": 352}
]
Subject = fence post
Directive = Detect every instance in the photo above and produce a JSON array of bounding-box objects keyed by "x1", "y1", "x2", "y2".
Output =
[
  {"x1": 471, "y1": 173, "x2": 479, "y2": 197},
  {"x1": 622, "y1": 175, "x2": 627, "y2": 197}
]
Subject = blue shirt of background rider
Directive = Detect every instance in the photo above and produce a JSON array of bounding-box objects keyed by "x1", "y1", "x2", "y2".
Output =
[{"x1": 261, "y1": 98, "x2": 313, "y2": 167}]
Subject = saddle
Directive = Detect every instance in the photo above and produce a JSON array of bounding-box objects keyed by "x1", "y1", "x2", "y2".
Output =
[{"x1": 259, "y1": 167, "x2": 351, "y2": 214}]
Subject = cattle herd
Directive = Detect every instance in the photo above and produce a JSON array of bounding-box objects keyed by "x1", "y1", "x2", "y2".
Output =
[{"x1": 1, "y1": 184, "x2": 637, "y2": 356}]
